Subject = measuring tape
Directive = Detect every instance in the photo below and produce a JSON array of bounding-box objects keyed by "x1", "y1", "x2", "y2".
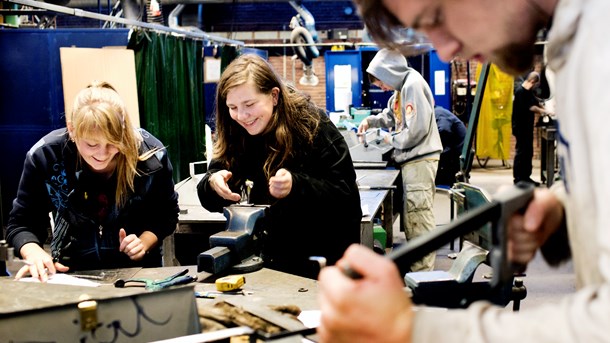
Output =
[{"x1": 215, "y1": 274, "x2": 246, "y2": 292}]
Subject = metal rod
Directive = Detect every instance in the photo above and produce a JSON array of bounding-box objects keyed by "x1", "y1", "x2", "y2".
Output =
[
  {"x1": 6, "y1": 0, "x2": 244, "y2": 46},
  {"x1": 150, "y1": 327, "x2": 255, "y2": 343},
  {"x1": 245, "y1": 41, "x2": 367, "y2": 48},
  {"x1": 244, "y1": 41, "x2": 434, "y2": 49},
  {"x1": 0, "y1": 9, "x2": 46, "y2": 15},
  {"x1": 257, "y1": 327, "x2": 317, "y2": 340},
  {"x1": 386, "y1": 201, "x2": 501, "y2": 277}
]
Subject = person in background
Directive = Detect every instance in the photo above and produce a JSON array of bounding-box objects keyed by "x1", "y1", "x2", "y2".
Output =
[
  {"x1": 197, "y1": 54, "x2": 361, "y2": 279},
  {"x1": 512, "y1": 71, "x2": 546, "y2": 186},
  {"x1": 434, "y1": 105, "x2": 466, "y2": 187},
  {"x1": 7, "y1": 81, "x2": 179, "y2": 282},
  {"x1": 358, "y1": 48, "x2": 442, "y2": 272},
  {"x1": 318, "y1": 0, "x2": 610, "y2": 342}
]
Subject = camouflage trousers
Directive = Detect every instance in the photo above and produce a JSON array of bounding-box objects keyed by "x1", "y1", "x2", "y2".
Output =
[{"x1": 400, "y1": 158, "x2": 439, "y2": 272}]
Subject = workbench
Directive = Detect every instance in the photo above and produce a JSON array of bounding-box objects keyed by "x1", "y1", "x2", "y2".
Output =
[
  {"x1": 0, "y1": 267, "x2": 199, "y2": 342},
  {"x1": 122, "y1": 266, "x2": 319, "y2": 312},
  {"x1": 165, "y1": 169, "x2": 401, "y2": 266},
  {"x1": 0, "y1": 266, "x2": 319, "y2": 342},
  {"x1": 359, "y1": 189, "x2": 389, "y2": 248},
  {"x1": 340, "y1": 128, "x2": 394, "y2": 169},
  {"x1": 356, "y1": 169, "x2": 401, "y2": 248}
]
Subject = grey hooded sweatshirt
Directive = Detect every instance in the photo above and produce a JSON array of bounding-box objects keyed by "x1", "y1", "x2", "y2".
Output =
[{"x1": 366, "y1": 48, "x2": 442, "y2": 165}]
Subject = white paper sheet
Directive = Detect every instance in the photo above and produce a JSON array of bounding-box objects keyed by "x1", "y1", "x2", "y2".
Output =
[
  {"x1": 19, "y1": 273, "x2": 101, "y2": 287},
  {"x1": 361, "y1": 204, "x2": 370, "y2": 217},
  {"x1": 434, "y1": 70, "x2": 446, "y2": 95}
]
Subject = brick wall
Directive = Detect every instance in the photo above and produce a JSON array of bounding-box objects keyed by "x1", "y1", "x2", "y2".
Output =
[{"x1": 268, "y1": 56, "x2": 327, "y2": 110}]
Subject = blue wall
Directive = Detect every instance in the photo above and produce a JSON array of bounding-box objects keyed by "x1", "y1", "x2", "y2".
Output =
[
  {"x1": 325, "y1": 49, "x2": 451, "y2": 114},
  {"x1": 429, "y1": 50, "x2": 451, "y2": 110},
  {"x1": 325, "y1": 50, "x2": 362, "y2": 112},
  {"x1": 0, "y1": 29, "x2": 130, "y2": 226},
  {"x1": 197, "y1": 1, "x2": 362, "y2": 32}
]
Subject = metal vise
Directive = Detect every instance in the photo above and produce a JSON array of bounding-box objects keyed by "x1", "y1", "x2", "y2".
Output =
[
  {"x1": 197, "y1": 204, "x2": 268, "y2": 275},
  {"x1": 0, "y1": 240, "x2": 8, "y2": 276},
  {"x1": 350, "y1": 129, "x2": 394, "y2": 162},
  {"x1": 389, "y1": 182, "x2": 535, "y2": 309}
]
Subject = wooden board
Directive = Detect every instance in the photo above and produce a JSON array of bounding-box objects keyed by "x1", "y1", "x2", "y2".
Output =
[{"x1": 60, "y1": 47, "x2": 140, "y2": 127}]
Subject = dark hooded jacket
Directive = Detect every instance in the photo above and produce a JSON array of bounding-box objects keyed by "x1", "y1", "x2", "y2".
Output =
[
  {"x1": 7, "y1": 128, "x2": 179, "y2": 271},
  {"x1": 197, "y1": 112, "x2": 361, "y2": 279}
]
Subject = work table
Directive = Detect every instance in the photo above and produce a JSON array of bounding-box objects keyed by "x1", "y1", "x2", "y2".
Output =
[{"x1": 0, "y1": 266, "x2": 319, "y2": 342}]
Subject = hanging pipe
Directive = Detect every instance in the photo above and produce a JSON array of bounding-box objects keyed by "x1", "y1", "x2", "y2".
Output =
[
  {"x1": 169, "y1": 3, "x2": 203, "y2": 32},
  {"x1": 288, "y1": 1, "x2": 319, "y2": 43}
]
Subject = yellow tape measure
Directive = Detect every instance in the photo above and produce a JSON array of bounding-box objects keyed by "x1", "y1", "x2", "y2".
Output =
[{"x1": 215, "y1": 274, "x2": 246, "y2": 292}]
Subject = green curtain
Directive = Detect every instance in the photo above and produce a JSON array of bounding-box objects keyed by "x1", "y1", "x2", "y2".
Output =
[{"x1": 128, "y1": 30, "x2": 205, "y2": 182}]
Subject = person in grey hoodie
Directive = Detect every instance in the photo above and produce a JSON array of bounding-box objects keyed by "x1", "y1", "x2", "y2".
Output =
[{"x1": 358, "y1": 48, "x2": 442, "y2": 272}]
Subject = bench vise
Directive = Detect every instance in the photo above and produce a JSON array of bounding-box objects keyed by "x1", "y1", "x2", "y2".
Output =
[
  {"x1": 388, "y1": 182, "x2": 535, "y2": 308},
  {"x1": 0, "y1": 240, "x2": 8, "y2": 276},
  {"x1": 350, "y1": 129, "x2": 394, "y2": 162},
  {"x1": 197, "y1": 204, "x2": 268, "y2": 275}
]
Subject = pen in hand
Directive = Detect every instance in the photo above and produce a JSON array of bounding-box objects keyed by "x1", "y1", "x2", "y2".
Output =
[{"x1": 339, "y1": 264, "x2": 363, "y2": 279}]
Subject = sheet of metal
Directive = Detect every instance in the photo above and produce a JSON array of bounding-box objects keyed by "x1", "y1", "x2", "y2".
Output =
[{"x1": 0, "y1": 278, "x2": 200, "y2": 342}]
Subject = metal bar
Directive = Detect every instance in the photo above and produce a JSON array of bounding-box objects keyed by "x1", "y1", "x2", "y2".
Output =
[
  {"x1": 150, "y1": 327, "x2": 255, "y2": 343},
  {"x1": 0, "y1": 9, "x2": 47, "y2": 14},
  {"x1": 459, "y1": 62, "x2": 490, "y2": 182},
  {"x1": 97, "y1": 0, "x2": 101, "y2": 27},
  {"x1": 244, "y1": 41, "x2": 434, "y2": 50},
  {"x1": 338, "y1": 182, "x2": 534, "y2": 281},
  {"x1": 387, "y1": 200, "x2": 501, "y2": 277},
  {"x1": 246, "y1": 41, "x2": 360, "y2": 48},
  {"x1": 257, "y1": 327, "x2": 317, "y2": 340},
  {"x1": 6, "y1": 0, "x2": 244, "y2": 46}
]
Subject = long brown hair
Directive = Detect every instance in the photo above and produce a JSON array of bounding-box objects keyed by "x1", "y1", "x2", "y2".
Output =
[
  {"x1": 69, "y1": 81, "x2": 158, "y2": 208},
  {"x1": 214, "y1": 54, "x2": 321, "y2": 179}
]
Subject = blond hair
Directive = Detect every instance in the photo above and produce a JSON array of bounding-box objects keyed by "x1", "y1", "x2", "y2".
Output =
[{"x1": 69, "y1": 81, "x2": 156, "y2": 208}]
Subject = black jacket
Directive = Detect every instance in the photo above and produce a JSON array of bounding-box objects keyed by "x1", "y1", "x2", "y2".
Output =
[
  {"x1": 7, "y1": 128, "x2": 179, "y2": 271},
  {"x1": 435, "y1": 106, "x2": 466, "y2": 186},
  {"x1": 512, "y1": 85, "x2": 539, "y2": 138},
  {"x1": 197, "y1": 115, "x2": 361, "y2": 278}
]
